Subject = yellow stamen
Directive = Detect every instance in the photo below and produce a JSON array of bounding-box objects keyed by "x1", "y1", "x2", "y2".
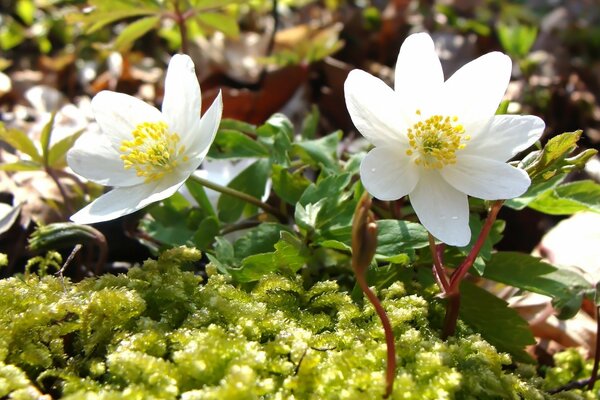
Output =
[
  {"x1": 119, "y1": 121, "x2": 186, "y2": 182},
  {"x1": 405, "y1": 110, "x2": 469, "y2": 170}
]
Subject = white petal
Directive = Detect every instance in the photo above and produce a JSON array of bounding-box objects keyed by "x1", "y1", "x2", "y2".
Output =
[
  {"x1": 185, "y1": 91, "x2": 222, "y2": 162},
  {"x1": 70, "y1": 182, "x2": 161, "y2": 224},
  {"x1": 409, "y1": 171, "x2": 470, "y2": 247},
  {"x1": 465, "y1": 115, "x2": 545, "y2": 161},
  {"x1": 70, "y1": 173, "x2": 185, "y2": 224},
  {"x1": 441, "y1": 155, "x2": 531, "y2": 200},
  {"x1": 162, "y1": 54, "x2": 202, "y2": 139},
  {"x1": 439, "y1": 52, "x2": 511, "y2": 128},
  {"x1": 360, "y1": 147, "x2": 419, "y2": 201},
  {"x1": 344, "y1": 69, "x2": 408, "y2": 147},
  {"x1": 394, "y1": 32, "x2": 444, "y2": 110},
  {"x1": 92, "y1": 91, "x2": 163, "y2": 150},
  {"x1": 67, "y1": 130, "x2": 143, "y2": 187}
]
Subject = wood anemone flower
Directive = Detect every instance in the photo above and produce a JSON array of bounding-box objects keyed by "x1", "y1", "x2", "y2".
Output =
[
  {"x1": 344, "y1": 32, "x2": 544, "y2": 246},
  {"x1": 67, "y1": 54, "x2": 222, "y2": 224}
]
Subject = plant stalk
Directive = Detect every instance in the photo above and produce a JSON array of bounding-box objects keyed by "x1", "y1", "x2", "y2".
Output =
[
  {"x1": 189, "y1": 174, "x2": 286, "y2": 222},
  {"x1": 588, "y1": 305, "x2": 600, "y2": 390},
  {"x1": 356, "y1": 275, "x2": 396, "y2": 398},
  {"x1": 441, "y1": 200, "x2": 503, "y2": 338}
]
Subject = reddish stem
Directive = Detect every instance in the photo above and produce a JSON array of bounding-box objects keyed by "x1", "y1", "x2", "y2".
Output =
[
  {"x1": 588, "y1": 305, "x2": 600, "y2": 390},
  {"x1": 448, "y1": 200, "x2": 503, "y2": 293},
  {"x1": 429, "y1": 234, "x2": 449, "y2": 293},
  {"x1": 356, "y1": 275, "x2": 396, "y2": 398},
  {"x1": 441, "y1": 200, "x2": 503, "y2": 338}
]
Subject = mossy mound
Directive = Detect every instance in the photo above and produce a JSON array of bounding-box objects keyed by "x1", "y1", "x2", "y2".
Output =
[{"x1": 0, "y1": 247, "x2": 593, "y2": 399}]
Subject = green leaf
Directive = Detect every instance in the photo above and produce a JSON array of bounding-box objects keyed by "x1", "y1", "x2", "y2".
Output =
[
  {"x1": 527, "y1": 180, "x2": 600, "y2": 215},
  {"x1": 230, "y1": 232, "x2": 307, "y2": 282},
  {"x1": 524, "y1": 131, "x2": 596, "y2": 185},
  {"x1": 298, "y1": 173, "x2": 351, "y2": 207},
  {"x1": 376, "y1": 220, "x2": 429, "y2": 258},
  {"x1": 40, "y1": 112, "x2": 57, "y2": 164},
  {"x1": 271, "y1": 165, "x2": 310, "y2": 205},
  {"x1": 300, "y1": 105, "x2": 319, "y2": 139},
  {"x1": 0, "y1": 125, "x2": 42, "y2": 162},
  {"x1": 47, "y1": 130, "x2": 84, "y2": 168},
  {"x1": 293, "y1": 131, "x2": 342, "y2": 173},
  {"x1": 196, "y1": 12, "x2": 239, "y2": 37},
  {"x1": 505, "y1": 173, "x2": 565, "y2": 210},
  {"x1": 114, "y1": 15, "x2": 160, "y2": 52},
  {"x1": 0, "y1": 160, "x2": 42, "y2": 171},
  {"x1": 459, "y1": 281, "x2": 535, "y2": 363},
  {"x1": 185, "y1": 179, "x2": 216, "y2": 218},
  {"x1": 190, "y1": 216, "x2": 220, "y2": 250},
  {"x1": 208, "y1": 129, "x2": 269, "y2": 159},
  {"x1": 497, "y1": 23, "x2": 538, "y2": 59},
  {"x1": 233, "y1": 223, "x2": 292, "y2": 260},
  {"x1": 78, "y1": 9, "x2": 159, "y2": 34},
  {"x1": 481, "y1": 252, "x2": 591, "y2": 319},
  {"x1": 217, "y1": 159, "x2": 270, "y2": 223},
  {"x1": 219, "y1": 119, "x2": 256, "y2": 135},
  {"x1": 16, "y1": 0, "x2": 35, "y2": 26},
  {"x1": 256, "y1": 114, "x2": 293, "y2": 138}
]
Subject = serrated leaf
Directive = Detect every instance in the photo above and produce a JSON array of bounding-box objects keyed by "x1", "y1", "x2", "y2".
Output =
[
  {"x1": 298, "y1": 173, "x2": 351, "y2": 206},
  {"x1": 300, "y1": 105, "x2": 319, "y2": 139},
  {"x1": 271, "y1": 165, "x2": 310, "y2": 205},
  {"x1": 376, "y1": 220, "x2": 429, "y2": 257},
  {"x1": 459, "y1": 281, "x2": 535, "y2": 362},
  {"x1": 233, "y1": 223, "x2": 291, "y2": 260},
  {"x1": 293, "y1": 130, "x2": 342, "y2": 173},
  {"x1": 114, "y1": 15, "x2": 160, "y2": 52},
  {"x1": 190, "y1": 216, "x2": 220, "y2": 250},
  {"x1": 256, "y1": 114, "x2": 293, "y2": 138},
  {"x1": 196, "y1": 12, "x2": 239, "y2": 38},
  {"x1": 0, "y1": 125, "x2": 42, "y2": 162},
  {"x1": 481, "y1": 251, "x2": 591, "y2": 319},
  {"x1": 230, "y1": 231, "x2": 307, "y2": 282},
  {"x1": 217, "y1": 159, "x2": 270, "y2": 223},
  {"x1": 47, "y1": 130, "x2": 84, "y2": 168},
  {"x1": 527, "y1": 180, "x2": 600, "y2": 215},
  {"x1": 208, "y1": 129, "x2": 269, "y2": 159},
  {"x1": 505, "y1": 173, "x2": 565, "y2": 210},
  {"x1": 525, "y1": 131, "x2": 590, "y2": 184},
  {"x1": 219, "y1": 119, "x2": 256, "y2": 135}
]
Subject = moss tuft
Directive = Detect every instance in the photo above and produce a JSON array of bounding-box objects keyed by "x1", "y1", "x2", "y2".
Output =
[{"x1": 0, "y1": 247, "x2": 592, "y2": 398}]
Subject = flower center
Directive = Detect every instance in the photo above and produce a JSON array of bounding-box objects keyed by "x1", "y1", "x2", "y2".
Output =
[
  {"x1": 405, "y1": 110, "x2": 469, "y2": 169},
  {"x1": 119, "y1": 121, "x2": 188, "y2": 182}
]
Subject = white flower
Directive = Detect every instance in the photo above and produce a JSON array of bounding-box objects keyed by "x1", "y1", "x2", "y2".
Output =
[
  {"x1": 344, "y1": 33, "x2": 544, "y2": 246},
  {"x1": 67, "y1": 54, "x2": 222, "y2": 224}
]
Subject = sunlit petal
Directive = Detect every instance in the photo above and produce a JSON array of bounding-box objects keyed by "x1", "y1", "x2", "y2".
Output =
[
  {"x1": 394, "y1": 32, "x2": 444, "y2": 111},
  {"x1": 409, "y1": 172, "x2": 470, "y2": 247},
  {"x1": 162, "y1": 54, "x2": 202, "y2": 141},
  {"x1": 441, "y1": 155, "x2": 531, "y2": 200},
  {"x1": 345, "y1": 69, "x2": 408, "y2": 147},
  {"x1": 360, "y1": 147, "x2": 420, "y2": 201},
  {"x1": 465, "y1": 115, "x2": 545, "y2": 161}
]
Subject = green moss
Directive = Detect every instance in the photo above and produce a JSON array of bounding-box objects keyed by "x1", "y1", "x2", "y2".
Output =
[{"x1": 0, "y1": 247, "x2": 592, "y2": 398}]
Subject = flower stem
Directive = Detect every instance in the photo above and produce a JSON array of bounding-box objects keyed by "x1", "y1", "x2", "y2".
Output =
[
  {"x1": 448, "y1": 200, "x2": 503, "y2": 292},
  {"x1": 45, "y1": 166, "x2": 73, "y2": 218},
  {"x1": 441, "y1": 200, "x2": 503, "y2": 338},
  {"x1": 356, "y1": 275, "x2": 396, "y2": 398},
  {"x1": 173, "y1": 0, "x2": 189, "y2": 54},
  {"x1": 588, "y1": 305, "x2": 600, "y2": 390},
  {"x1": 429, "y1": 233, "x2": 449, "y2": 293},
  {"x1": 189, "y1": 174, "x2": 287, "y2": 222}
]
